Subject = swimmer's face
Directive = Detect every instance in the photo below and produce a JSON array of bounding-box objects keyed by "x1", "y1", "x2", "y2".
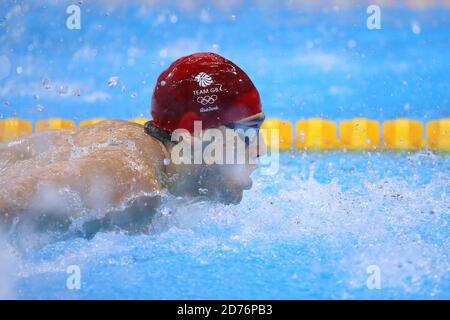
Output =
[
  {"x1": 167, "y1": 122, "x2": 266, "y2": 205},
  {"x1": 213, "y1": 162, "x2": 259, "y2": 204},
  {"x1": 209, "y1": 125, "x2": 265, "y2": 204}
]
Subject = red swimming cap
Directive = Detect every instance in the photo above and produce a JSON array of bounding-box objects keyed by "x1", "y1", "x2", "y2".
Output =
[{"x1": 150, "y1": 52, "x2": 262, "y2": 133}]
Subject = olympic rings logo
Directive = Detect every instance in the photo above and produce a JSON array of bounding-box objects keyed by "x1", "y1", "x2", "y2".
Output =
[{"x1": 197, "y1": 95, "x2": 218, "y2": 105}]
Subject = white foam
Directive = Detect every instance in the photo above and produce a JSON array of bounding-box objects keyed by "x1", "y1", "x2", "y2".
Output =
[{"x1": 2, "y1": 152, "x2": 449, "y2": 297}]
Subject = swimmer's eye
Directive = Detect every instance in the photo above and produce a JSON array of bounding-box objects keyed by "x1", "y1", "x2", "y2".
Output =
[{"x1": 225, "y1": 113, "x2": 264, "y2": 145}]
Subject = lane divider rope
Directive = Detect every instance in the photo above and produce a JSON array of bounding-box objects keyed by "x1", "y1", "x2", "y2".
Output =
[{"x1": 0, "y1": 117, "x2": 449, "y2": 151}]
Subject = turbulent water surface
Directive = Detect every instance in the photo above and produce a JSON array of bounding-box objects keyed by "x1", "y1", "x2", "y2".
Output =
[
  {"x1": 0, "y1": 1, "x2": 449, "y2": 299},
  {"x1": 0, "y1": 151, "x2": 448, "y2": 299}
]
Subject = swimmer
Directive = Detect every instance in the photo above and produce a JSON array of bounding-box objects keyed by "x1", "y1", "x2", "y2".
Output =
[{"x1": 0, "y1": 53, "x2": 266, "y2": 234}]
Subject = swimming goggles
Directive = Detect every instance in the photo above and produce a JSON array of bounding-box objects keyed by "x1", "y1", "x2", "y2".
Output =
[{"x1": 224, "y1": 112, "x2": 265, "y2": 145}]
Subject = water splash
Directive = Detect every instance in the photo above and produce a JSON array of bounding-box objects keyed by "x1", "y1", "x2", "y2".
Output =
[{"x1": 2, "y1": 152, "x2": 449, "y2": 299}]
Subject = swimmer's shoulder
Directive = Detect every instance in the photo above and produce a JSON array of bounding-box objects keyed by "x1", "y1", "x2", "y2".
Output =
[
  {"x1": 73, "y1": 119, "x2": 165, "y2": 155},
  {"x1": 74, "y1": 120, "x2": 168, "y2": 177}
]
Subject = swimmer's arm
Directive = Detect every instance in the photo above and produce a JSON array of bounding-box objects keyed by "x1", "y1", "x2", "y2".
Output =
[{"x1": 0, "y1": 120, "x2": 166, "y2": 221}]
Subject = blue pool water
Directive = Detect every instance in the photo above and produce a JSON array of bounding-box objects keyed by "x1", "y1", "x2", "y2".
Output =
[
  {"x1": 0, "y1": 1, "x2": 449, "y2": 299},
  {"x1": 1, "y1": 1, "x2": 449, "y2": 122},
  {"x1": 2, "y1": 151, "x2": 449, "y2": 299}
]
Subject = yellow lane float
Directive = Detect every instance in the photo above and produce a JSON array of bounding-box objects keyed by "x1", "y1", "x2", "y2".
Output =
[
  {"x1": 382, "y1": 118, "x2": 423, "y2": 150},
  {"x1": 296, "y1": 118, "x2": 337, "y2": 149},
  {"x1": 339, "y1": 118, "x2": 380, "y2": 150},
  {"x1": 260, "y1": 118, "x2": 293, "y2": 150},
  {"x1": 2, "y1": 117, "x2": 450, "y2": 152},
  {"x1": 0, "y1": 118, "x2": 33, "y2": 142},
  {"x1": 79, "y1": 118, "x2": 106, "y2": 127},
  {"x1": 35, "y1": 118, "x2": 76, "y2": 132},
  {"x1": 426, "y1": 118, "x2": 450, "y2": 152},
  {"x1": 129, "y1": 118, "x2": 151, "y2": 125}
]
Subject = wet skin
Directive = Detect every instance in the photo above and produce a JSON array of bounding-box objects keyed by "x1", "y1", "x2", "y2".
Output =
[{"x1": 0, "y1": 120, "x2": 261, "y2": 233}]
